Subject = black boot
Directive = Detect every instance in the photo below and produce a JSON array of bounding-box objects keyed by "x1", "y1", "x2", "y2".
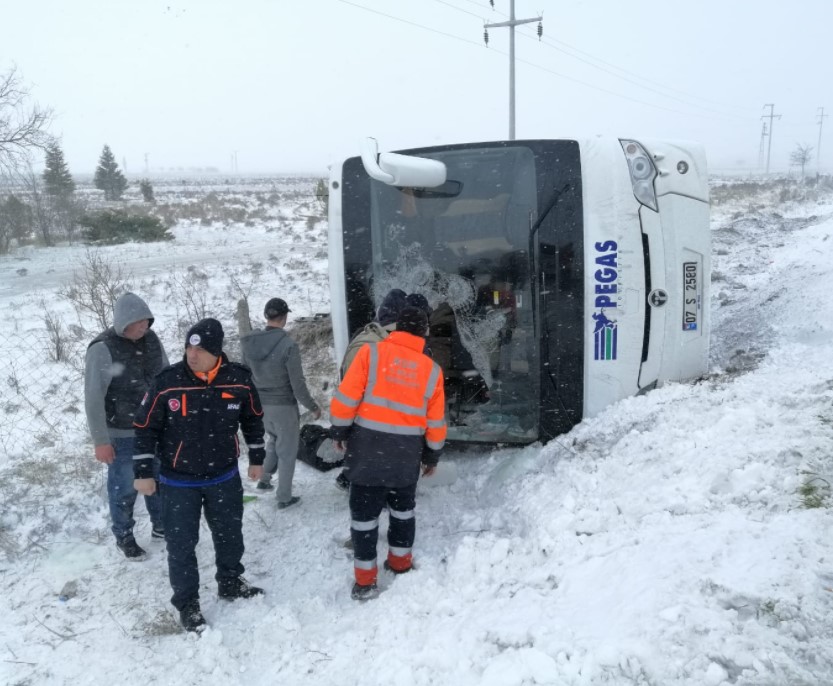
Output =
[
  {"x1": 218, "y1": 576, "x2": 264, "y2": 601},
  {"x1": 116, "y1": 535, "x2": 147, "y2": 561},
  {"x1": 335, "y1": 471, "x2": 350, "y2": 492},
  {"x1": 351, "y1": 582, "x2": 379, "y2": 601},
  {"x1": 179, "y1": 601, "x2": 207, "y2": 633}
]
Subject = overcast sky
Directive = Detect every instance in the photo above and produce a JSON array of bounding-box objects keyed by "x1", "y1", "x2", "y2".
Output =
[{"x1": 3, "y1": 0, "x2": 831, "y2": 175}]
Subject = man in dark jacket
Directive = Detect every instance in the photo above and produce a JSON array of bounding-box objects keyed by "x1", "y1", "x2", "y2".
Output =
[
  {"x1": 133, "y1": 318, "x2": 266, "y2": 632},
  {"x1": 84, "y1": 292, "x2": 168, "y2": 560},
  {"x1": 330, "y1": 307, "x2": 446, "y2": 600},
  {"x1": 240, "y1": 298, "x2": 321, "y2": 509}
]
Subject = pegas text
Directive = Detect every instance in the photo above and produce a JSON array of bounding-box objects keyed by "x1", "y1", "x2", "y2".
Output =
[{"x1": 594, "y1": 240, "x2": 619, "y2": 308}]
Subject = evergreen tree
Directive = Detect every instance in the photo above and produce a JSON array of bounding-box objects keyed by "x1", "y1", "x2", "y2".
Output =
[
  {"x1": 139, "y1": 179, "x2": 155, "y2": 203},
  {"x1": 0, "y1": 194, "x2": 33, "y2": 253},
  {"x1": 93, "y1": 144, "x2": 128, "y2": 201},
  {"x1": 42, "y1": 144, "x2": 76, "y2": 198}
]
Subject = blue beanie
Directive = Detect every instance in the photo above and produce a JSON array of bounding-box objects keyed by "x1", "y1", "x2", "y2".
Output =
[{"x1": 376, "y1": 289, "x2": 407, "y2": 327}]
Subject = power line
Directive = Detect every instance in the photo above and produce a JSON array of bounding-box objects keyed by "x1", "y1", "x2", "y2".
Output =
[
  {"x1": 483, "y1": 1, "x2": 542, "y2": 139},
  {"x1": 336, "y1": 0, "x2": 758, "y2": 126},
  {"x1": 762, "y1": 104, "x2": 781, "y2": 174},
  {"x1": 438, "y1": 0, "x2": 759, "y2": 119},
  {"x1": 431, "y1": 0, "x2": 485, "y2": 20},
  {"x1": 515, "y1": 31, "x2": 756, "y2": 122},
  {"x1": 518, "y1": 30, "x2": 757, "y2": 118},
  {"x1": 334, "y1": 0, "x2": 484, "y2": 49},
  {"x1": 758, "y1": 121, "x2": 768, "y2": 169}
]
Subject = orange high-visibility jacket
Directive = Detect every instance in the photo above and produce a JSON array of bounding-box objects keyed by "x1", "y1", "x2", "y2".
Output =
[{"x1": 331, "y1": 331, "x2": 446, "y2": 451}]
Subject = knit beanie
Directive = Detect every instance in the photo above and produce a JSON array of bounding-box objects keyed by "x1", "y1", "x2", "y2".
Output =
[
  {"x1": 186, "y1": 318, "x2": 224, "y2": 357},
  {"x1": 396, "y1": 306, "x2": 429, "y2": 338},
  {"x1": 406, "y1": 293, "x2": 432, "y2": 317},
  {"x1": 376, "y1": 289, "x2": 407, "y2": 327}
]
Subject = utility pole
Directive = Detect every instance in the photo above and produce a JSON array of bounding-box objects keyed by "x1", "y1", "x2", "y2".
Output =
[
  {"x1": 757, "y1": 121, "x2": 768, "y2": 169},
  {"x1": 484, "y1": 1, "x2": 542, "y2": 140},
  {"x1": 817, "y1": 107, "x2": 828, "y2": 174},
  {"x1": 762, "y1": 104, "x2": 781, "y2": 175},
  {"x1": 144, "y1": 153, "x2": 149, "y2": 175}
]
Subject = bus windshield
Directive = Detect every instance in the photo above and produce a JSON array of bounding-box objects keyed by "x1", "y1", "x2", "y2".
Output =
[{"x1": 367, "y1": 145, "x2": 540, "y2": 443}]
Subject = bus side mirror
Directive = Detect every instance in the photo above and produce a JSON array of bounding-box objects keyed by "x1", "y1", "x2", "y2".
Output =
[{"x1": 360, "y1": 137, "x2": 447, "y2": 188}]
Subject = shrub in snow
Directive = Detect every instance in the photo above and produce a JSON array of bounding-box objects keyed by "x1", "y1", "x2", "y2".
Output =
[{"x1": 79, "y1": 210, "x2": 173, "y2": 244}]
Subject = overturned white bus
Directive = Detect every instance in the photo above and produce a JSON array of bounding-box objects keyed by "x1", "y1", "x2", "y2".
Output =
[{"x1": 328, "y1": 137, "x2": 710, "y2": 444}]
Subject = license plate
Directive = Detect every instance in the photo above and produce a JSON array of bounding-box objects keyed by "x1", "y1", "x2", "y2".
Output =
[{"x1": 682, "y1": 262, "x2": 698, "y2": 331}]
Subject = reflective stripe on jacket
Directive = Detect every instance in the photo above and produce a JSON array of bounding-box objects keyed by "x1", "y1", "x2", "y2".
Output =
[{"x1": 330, "y1": 331, "x2": 446, "y2": 451}]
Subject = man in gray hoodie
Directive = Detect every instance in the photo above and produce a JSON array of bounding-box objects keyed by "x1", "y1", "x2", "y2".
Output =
[
  {"x1": 240, "y1": 298, "x2": 320, "y2": 509},
  {"x1": 85, "y1": 292, "x2": 169, "y2": 560}
]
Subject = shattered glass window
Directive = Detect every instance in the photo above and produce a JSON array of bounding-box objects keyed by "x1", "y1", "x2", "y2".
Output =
[{"x1": 367, "y1": 146, "x2": 540, "y2": 443}]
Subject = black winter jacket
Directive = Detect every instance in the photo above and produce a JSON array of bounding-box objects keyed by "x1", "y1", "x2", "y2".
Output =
[
  {"x1": 133, "y1": 354, "x2": 265, "y2": 482},
  {"x1": 88, "y1": 327, "x2": 166, "y2": 430}
]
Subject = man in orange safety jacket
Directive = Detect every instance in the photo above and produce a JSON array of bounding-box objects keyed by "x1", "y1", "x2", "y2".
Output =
[{"x1": 330, "y1": 306, "x2": 446, "y2": 600}]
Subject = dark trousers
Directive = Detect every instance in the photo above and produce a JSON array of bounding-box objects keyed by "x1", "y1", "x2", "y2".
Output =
[
  {"x1": 350, "y1": 483, "x2": 417, "y2": 566},
  {"x1": 160, "y1": 473, "x2": 245, "y2": 610}
]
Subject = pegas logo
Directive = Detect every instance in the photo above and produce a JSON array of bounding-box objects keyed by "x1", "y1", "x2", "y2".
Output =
[{"x1": 593, "y1": 240, "x2": 618, "y2": 361}]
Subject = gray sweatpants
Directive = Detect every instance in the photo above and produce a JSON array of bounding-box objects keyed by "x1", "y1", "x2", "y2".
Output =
[{"x1": 260, "y1": 404, "x2": 301, "y2": 503}]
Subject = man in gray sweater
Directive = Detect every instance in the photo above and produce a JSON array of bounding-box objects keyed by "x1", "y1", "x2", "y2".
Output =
[
  {"x1": 84, "y1": 292, "x2": 169, "y2": 559},
  {"x1": 240, "y1": 298, "x2": 321, "y2": 509}
]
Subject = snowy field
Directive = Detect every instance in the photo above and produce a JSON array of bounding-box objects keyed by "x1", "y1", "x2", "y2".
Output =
[{"x1": 2, "y1": 177, "x2": 833, "y2": 685}]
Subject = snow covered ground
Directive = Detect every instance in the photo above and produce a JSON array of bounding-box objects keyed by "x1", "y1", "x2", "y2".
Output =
[{"x1": 2, "y1": 178, "x2": 833, "y2": 685}]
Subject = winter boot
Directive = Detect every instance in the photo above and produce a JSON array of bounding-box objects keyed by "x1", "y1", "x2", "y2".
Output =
[
  {"x1": 335, "y1": 471, "x2": 350, "y2": 492},
  {"x1": 116, "y1": 535, "x2": 147, "y2": 561},
  {"x1": 277, "y1": 495, "x2": 300, "y2": 510},
  {"x1": 383, "y1": 559, "x2": 414, "y2": 575},
  {"x1": 255, "y1": 481, "x2": 274, "y2": 491},
  {"x1": 179, "y1": 601, "x2": 207, "y2": 633},
  {"x1": 151, "y1": 526, "x2": 165, "y2": 540},
  {"x1": 351, "y1": 582, "x2": 379, "y2": 601},
  {"x1": 218, "y1": 577, "x2": 264, "y2": 601}
]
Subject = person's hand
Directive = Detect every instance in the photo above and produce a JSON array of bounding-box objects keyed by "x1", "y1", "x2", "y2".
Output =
[
  {"x1": 334, "y1": 440, "x2": 347, "y2": 453},
  {"x1": 421, "y1": 463, "x2": 437, "y2": 477},
  {"x1": 134, "y1": 478, "x2": 156, "y2": 496},
  {"x1": 312, "y1": 407, "x2": 322, "y2": 420},
  {"x1": 248, "y1": 464, "x2": 264, "y2": 481},
  {"x1": 94, "y1": 444, "x2": 115, "y2": 464}
]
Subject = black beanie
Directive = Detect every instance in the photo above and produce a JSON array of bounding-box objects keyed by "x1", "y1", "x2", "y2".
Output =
[
  {"x1": 406, "y1": 293, "x2": 432, "y2": 317},
  {"x1": 376, "y1": 289, "x2": 407, "y2": 327},
  {"x1": 396, "y1": 306, "x2": 428, "y2": 337},
  {"x1": 186, "y1": 318, "x2": 224, "y2": 357}
]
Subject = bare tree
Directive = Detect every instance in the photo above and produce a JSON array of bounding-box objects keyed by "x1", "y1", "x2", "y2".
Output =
[
  {"x1": 169, "y1": 269, "x2": 210, "y2": 337},
  {"x1": 43, "y1": 306, "x2": 70, "y2": 362},
  {"x1": 21, "y1": 165, "x2": 54, "y2": 246},
  {"x1": 790, "y1": 143, "x2": 814, "y2": 180},
  {"x1": 59, "y1": 249, "x2": 132, "y2": 332},
  {"x1": 0, "y1": 66, "x2": 53, "y2": 176}
]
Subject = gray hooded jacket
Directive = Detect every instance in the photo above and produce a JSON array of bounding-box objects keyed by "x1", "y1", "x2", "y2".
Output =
[
  {"x1": 240, "y1": 327, "x2": 318, "y2": 410},
  {"x1": 84, "y1": 293, "x2": 169, "y2": 446}
]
